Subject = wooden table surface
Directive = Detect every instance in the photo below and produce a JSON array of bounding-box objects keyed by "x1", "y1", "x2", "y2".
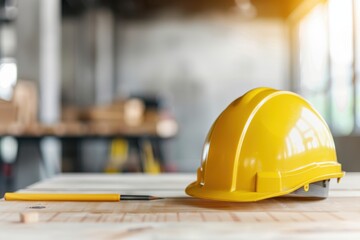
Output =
[{"x1": 1, "y1": 173, "x2": 360, "y2": 239}]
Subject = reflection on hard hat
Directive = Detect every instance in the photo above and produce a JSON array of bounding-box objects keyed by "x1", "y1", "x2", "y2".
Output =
[
  {"x1": 202, "y1": 142, "x2": 210, "y2": 164},
  {"x1": 284, "y1": 107, "x2": 333, "y2": 159}
]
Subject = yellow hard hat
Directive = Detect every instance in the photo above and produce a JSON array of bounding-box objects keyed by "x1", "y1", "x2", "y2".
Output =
[{"x1": 186, "y1": 87, "x2": 344, "y2": 202}]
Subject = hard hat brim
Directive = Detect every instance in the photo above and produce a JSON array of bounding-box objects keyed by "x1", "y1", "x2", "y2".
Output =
[
  {"x1": 185, "y1": 171, "x2": 344, "y2": 202},
  {"x1": 186, "y1": 181, "x2": 287, "y2": 202}
]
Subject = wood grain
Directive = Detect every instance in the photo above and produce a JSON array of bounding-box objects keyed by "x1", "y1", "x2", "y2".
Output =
[{"x1": 1, "y1": 173, "x2": 360, "y2": 239}]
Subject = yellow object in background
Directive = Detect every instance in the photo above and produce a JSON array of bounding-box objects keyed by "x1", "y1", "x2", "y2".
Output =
[
  {"x1": 105, "y1": 138, "x2": 161, "y2": 174},
  {"x1": 143, "y1": 140, "x2": 161, "y2": 174},
  {"x1": 186, "y1": 87, "x2": 345, "y2": 202},
  {"x1": 105, "y1": 139, "x2": 129, "y2": 173}
]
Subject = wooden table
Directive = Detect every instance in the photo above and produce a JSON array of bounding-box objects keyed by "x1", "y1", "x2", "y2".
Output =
[{"x1": 1, "y1": 173, "x2": 360, "y2": 239}]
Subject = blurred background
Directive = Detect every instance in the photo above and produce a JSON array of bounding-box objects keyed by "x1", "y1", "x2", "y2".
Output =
[{"x1": 0, "y1": 0, "x2": 359, "y2": 194}]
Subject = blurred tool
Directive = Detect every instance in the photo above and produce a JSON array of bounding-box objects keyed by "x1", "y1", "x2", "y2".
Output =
[
  {"x1": 142, "y1": 139, "x2": 161, "y2": 174},
  {"x1": 186, "y1": 87, "x2": 344, "y2": 202},
  {"x1": 105, "y1": 138, "x2": 129, "y2": 173}
]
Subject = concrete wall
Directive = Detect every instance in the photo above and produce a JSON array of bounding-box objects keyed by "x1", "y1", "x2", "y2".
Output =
[
  {"x1": 16, "y1": 0, "x2": 40, "y2": 82},
  {"x1": 115, "y1": 13, "x2": 289, "y2": 171}
]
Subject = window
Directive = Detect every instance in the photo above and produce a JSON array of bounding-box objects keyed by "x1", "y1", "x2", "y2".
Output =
[{"x1": 291, "y1": 0, "x2": 358, "y2": 136}]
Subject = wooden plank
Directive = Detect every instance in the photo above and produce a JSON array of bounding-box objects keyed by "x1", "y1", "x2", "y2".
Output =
[
  {"x1": 24, "y1": 173, "x2": 192, "y2": 198},
  {"x1": 100, "y1": 213, "x2": 125, "y2": 223},
  {"x1": 1, "y1": 197, "x2": 360, "y2": 214},
  {"x1": 3, "y1": 198, "x2": 360, "y2": 222},
  {"x1": 1, "y1": 173, "x2": 360, "y2": 239},
  {"x1": 1, "y1": 222, "x2": 360, "y2": 239},
  {"x1": 3, "y1": 210, "x2": 360, "y2": 224}
]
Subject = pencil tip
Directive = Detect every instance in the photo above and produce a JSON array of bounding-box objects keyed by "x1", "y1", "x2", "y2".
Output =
[
  {"x1": 119, "y1": 195, "x2": 164, "y2": 200},
  {"x1": 149, "y1": 196, "x2": 163, "y2": 200}
]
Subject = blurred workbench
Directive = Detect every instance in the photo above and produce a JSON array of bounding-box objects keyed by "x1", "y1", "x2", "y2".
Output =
[
  {"x1": 0, "y1": 104, "x2": 178, "y2": 195},
  {"x1": 0, "y1": 173, "x2": 360, "y2": 239},
  {"x1": 0, "y1": 80, "x2": 177, "y2": 138},
  {"x1": 0, "y1": 109, "x2": 177, "y2": 138},
  {"x1": 0, "y1": 109, "x2": 177, "y2": 169},
  {"x1": 0, "y1": 86, "x2": 179, "y2": 191}
]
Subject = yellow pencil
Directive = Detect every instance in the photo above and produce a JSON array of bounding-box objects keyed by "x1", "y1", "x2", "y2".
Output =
[{"x1": 4, "y1": 193, "x2": 161, "y2": 201}]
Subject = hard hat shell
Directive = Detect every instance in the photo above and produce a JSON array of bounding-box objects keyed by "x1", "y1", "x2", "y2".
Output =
[{"x1": 186, "y1": 87, "x2": 344, "y2": 202}]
